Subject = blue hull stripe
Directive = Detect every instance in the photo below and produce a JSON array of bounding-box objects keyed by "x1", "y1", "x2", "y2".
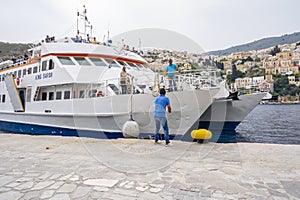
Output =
[
  {"x1": 0, "y1": 120, "x2": 124, "y2": 139},
  {"x1": 0, "y1": 120, "x2": 239, "y2": 143}
]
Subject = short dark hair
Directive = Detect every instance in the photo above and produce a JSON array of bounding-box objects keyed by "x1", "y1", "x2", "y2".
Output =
[{"x1": 159, "y1": 88, "x2": 166, "y2": 95}]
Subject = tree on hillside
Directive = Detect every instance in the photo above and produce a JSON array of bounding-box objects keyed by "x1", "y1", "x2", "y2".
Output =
[
  {"x1": 254, "y1": 57, "x2": 261, "y2": 62},
  {"x1": 246, "y1": 65, "x2": 265, "y2": 77},
  {"x1": 202, "y1": 59, "x2": 212, "y2": 66},
  {"x1": 214, "y1": 61, "x2": 224, "y2": 70},
  {"x1": 274, "y1": 76, "x2": 289, "y2": 96},
  {"x1": 270, "y1": 45, "x2": 281, "y2": 56},
  {"x1": 227, "y1": 64, "x2": 245, "y2": 83},
  {"x1": 273, "y1": 75, "x2": 300, "y2": 96}
]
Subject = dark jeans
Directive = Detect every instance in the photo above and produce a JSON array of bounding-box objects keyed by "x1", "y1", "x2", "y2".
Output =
[{"x1": 154, "y1": 116, "x2": 169, "y2": 144}]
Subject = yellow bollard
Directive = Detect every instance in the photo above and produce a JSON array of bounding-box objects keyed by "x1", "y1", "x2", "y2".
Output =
[{"x1": 191, "y1": 129, "x2": 212, "y2": 140}]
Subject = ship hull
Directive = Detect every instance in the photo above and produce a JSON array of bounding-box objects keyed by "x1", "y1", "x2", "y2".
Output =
[
  {"x1": 0, "y1": 89, "x2": 215, "y2": 140},
  {"x1": 198, "y1": 93, "x2": 266, "y2": 142}
]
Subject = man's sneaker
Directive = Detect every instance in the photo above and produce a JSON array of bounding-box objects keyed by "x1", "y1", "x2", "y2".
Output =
[
  {"x1": 154, "y1": 140, "x2": 160, "y2": 144},
  {"x1": 165, "y1": 142, "x2": 172, "y2": 147}
]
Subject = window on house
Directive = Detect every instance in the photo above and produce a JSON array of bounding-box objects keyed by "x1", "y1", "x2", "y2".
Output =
[
  {"x1": 2, "y1": 94, "x2": 5, "y2": 103},
  {"x1": 28, "y1": 68, "x2": 32, "y2": 74}
]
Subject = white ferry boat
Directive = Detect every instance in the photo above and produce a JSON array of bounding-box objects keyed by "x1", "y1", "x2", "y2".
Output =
[
  {"x1": 0, "y1": 7, "x2": 220, "y2": 139},
  {"x1": 198, "y1": 92, "x2": 266, "y2": 133}
]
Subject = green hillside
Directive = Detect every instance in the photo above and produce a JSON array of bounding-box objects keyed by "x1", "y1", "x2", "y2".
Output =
[
  {"x1": 0, "y1": 42, "x2": 32, "y2": 62},
  {"x1": 208, "y1": 32, "x2": 300, "y2": 56}
]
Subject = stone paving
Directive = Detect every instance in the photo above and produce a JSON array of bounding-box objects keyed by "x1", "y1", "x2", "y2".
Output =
[{"x1": 0, "y1": 133, "x2": 299, "y2": 199}]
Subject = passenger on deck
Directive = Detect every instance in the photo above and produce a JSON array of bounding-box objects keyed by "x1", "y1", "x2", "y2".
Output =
[
  {"x1": 166, "y1": 59, "x2": 177, "y2": 91},
  {"x1": 75, "y1": 35, "x2": 80, "y2": 43},
  {"x1": 45, "y1": 35, "x2": 50, "y2": 43},
  {"x1": 92, "y1": 37, "x2": 99, "y2": 44},
  {"x1": 12, "y1": 57, "x2": 17, "y2": 64},
  {"x1": 23, "y1": 53, "x2": 29, "y2": 60},
  {"x1": 120, "y1": 66, "x2": 133, "y2": 94}
]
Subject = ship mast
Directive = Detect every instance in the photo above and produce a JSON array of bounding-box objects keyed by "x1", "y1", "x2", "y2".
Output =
[{"x1": 76, "y1": 5, "x2": 93, "y2": 41}]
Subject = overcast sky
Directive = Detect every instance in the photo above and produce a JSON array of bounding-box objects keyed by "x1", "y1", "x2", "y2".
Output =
[{"x1": 0, "y1": 0, "x2": 299, "y2": 52}]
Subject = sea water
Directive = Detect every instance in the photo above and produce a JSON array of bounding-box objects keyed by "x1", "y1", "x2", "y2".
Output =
[{"x1": 236, "y1": 104, "x2": 300, "y2": 144}]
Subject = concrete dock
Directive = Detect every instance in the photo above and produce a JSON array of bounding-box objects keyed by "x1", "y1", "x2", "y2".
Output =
[{"x1": 0, "y1": 133, "x2": 299, "y2": 200}]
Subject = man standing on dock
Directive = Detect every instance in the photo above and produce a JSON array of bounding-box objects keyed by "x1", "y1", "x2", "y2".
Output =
[{"x1": 154, "y1": 88, "x2": 172, "y2": 146}]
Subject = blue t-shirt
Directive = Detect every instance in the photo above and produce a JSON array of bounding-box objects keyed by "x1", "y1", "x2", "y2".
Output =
[
  {"x1": 154, "y1": 94, "x2": 170, "y2": 117},
  {"x1": 167, "y1": 64, "x2": 177, "y2": 77}
]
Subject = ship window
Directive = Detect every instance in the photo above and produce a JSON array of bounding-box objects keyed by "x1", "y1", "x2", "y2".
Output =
[
  {"x1": 26, "y1": 88, "x2": 31, "y2": 102},
  {"x1": 0, "y1": 75, "x2": 1, "y2": 82},
  {"x1": 56, "y1": 91, "x2": 62, "y2": 100},
  {"x1": 42, "y1": 61, "x2": 47, "y2": 71},
  {"x1": 127, "y1": 62, "x2": 140, "y2": 70},
  {"x1": 22, "y1": 69, "x2": 26, "y2": 76},
  {"x1": 105, "y1": 59, "x2": 120, "y2": 68},
  {"x1": 49, "y1": 59, "x2": 54, "y2": 70},
  {"x1": 2, "y1": 94, "x2": 5, "y2": 103},
  {"x1": 41, "y1": 92, "x2": 47, "y2": 101},
  {"x1": 13, "y1": 71, "x2": 17, "y2": 78},
  {"x1": 18, "y1": 70, "x2": 22, "y2": 78},
  {"x1": 33, "y1": 66, "x2": 38, "y2": 73},
  {"x1": 137, "y1": 64, "x2": 148, "y2": 71},
  {"x1": 74, "y1": 57, "x2": 91, "y2": 66},
  {"x1": 117, "y1": 60, "x2": 126, "y2": 66},
  {"x1": 90, "y1": 58, "x2": 107, "y2": 67},
  {"x1": 64, "y1": 91, "x2": 71, "y2": 99},
  {"x1": 58, "y1": 57, "x2": 74, "y2": 65},
  {"x1": 28, "y1": 68, "x2": 32, "y2": 74},
  {"x1": 88, "y1": 89, "x2": 97, "y2": 98},
  {"x1": 49, "y1": 92, "x2": 54, "y2": 100},
  {"x1": 79, "y1": 90, "x2": 85, "y2": 98}
]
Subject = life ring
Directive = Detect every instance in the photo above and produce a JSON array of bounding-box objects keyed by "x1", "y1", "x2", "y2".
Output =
[{"x1": 96, "y1": 90, "x2": 103, "y2": 97}]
